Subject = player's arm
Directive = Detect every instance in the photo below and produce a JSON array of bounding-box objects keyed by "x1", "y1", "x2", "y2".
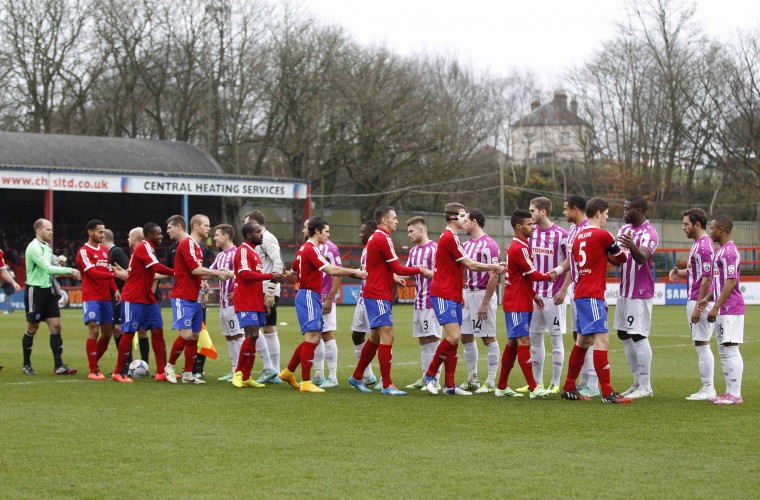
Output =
[
  {"x1": 323, "y1": 274, "x2": 342, "y2": 314},
  {"x1": 321, "y1": 263, "x2": 365, "y2": 280},
  {"x1": 388, "y1": 259, "x2": 423, "y2": 277},
  {"x1": 264, "y1": 238, "x2": 285, "y2": 273},
  {"x1": 515, "y1": 248, "x2": 551, "y2": 282},
  {"x1": 1, "y1": 268, "x2": 20, "y2": 291},
  {"x1": 461, "y1": 256, "x2": 503, "y2": 274},
  {"x1": 605, "y1": 236, "x2": 627, "y2": 264},
  {"x1": 148, "y1": 263, "x2": 174, "y2": 276},
  {"x1": 707, "y1": 278, "x2": 735, "y2": 322},
  {"x1": 477, "y1": 271, "x2": 499, "y2": 319},
  {"x1": 691, "y1": 275, "x2": 713, "y2": 323},
  {"x1": 619, "y1": 232, "x2": 654, "y2": 265},
  {"x1": 237, "y1": 268, "x2": 274, "y2": 282},
  {"x1": 669, "y1": 267, "x2": 688, "y2": 281},
  {"x1": 29, "y1": 244, "x2": 76, "y2": 277}
]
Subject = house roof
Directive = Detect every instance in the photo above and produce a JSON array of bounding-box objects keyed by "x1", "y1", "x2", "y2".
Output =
[
  {"x1": 512, "y1": 93, "x2": 590, "y2": 128},
  {"x1": 0, "y1": 131, "x2": 224, "y2": 176}
]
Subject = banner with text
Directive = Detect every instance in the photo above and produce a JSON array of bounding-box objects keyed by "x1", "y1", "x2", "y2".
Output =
[{"x1": 1, "y1": 170, "x2": 308, "y2": 199}]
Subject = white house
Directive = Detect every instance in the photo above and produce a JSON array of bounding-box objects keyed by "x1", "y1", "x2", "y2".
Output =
[{"x1": 510, "y1": 91, "x2": 592, "y2": 164}]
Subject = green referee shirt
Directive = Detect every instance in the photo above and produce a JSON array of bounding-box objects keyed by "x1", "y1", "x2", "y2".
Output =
[{"x1": 24, "y1": 239, "x2": 75, "y2": 288}]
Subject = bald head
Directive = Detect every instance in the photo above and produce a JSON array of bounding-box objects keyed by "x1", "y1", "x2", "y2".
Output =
[
  {"x1": 128, "y1": 227, "x2": 144, "y2": 249},
  {"x1": 33, "y1": 218, "x2": 53, "y2": 243}
]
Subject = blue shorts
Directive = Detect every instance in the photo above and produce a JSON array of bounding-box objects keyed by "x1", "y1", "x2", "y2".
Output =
[
  {"x1": 121, "y1": 302, "x2": 163, "y2": 333},
  {"x1": 432, "y1": 297, "x2": 462, "y2": 326},
  {"x1": 83, "y1": 300, "x2": 114, "y2": 325},
  {"x1": 295, "y1": 289, "x2": 323, "y2": 334},
  {"x1": 575, "y1": 298, "x2": 608, "y2": 335},
  {"x1": 505, "y1": 311, "x2": 532, "y2": 339},
  {"x1": 171, "y1": 298, "x2": 203, "y2": 332},
  {"x1": 237, "y1": 311, "x2": 266, "y2": 329},
  {"x1": 365, "y1": 298, "x2": 394, "y2": 328}
]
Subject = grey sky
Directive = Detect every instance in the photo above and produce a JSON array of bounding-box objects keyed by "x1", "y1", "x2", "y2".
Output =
[{"x1": 302, "y1": 0, "x2": 760, "y2": 84}]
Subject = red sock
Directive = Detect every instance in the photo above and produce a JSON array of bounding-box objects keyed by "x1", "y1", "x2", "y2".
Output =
[
  {"x1": 497, "y1": 344, "x2": 517, "y2": 390},
  {"x1": 86, "y1": 338, "x2": 98, "y2": 371},
  {"x1": 151, "y1": 329, "x2": 166, "y2": 374},
  {"x1": 378, "y1": 344, "x2": 393, "y2": 388},
  {"x1": 115, "y1": 333, "x2": 135, "y2": 373},
  {"x1": 443, "y1": 342, "x2": 458, "y2": 388},
  {"x1": 184, "y1": 339, "x2": 198, "y2": 373},
  {"x1": 563, "y1": 345, "x2": 588, "y2": 392},
  {"x1": 353, "y1": 341, "x2": 379, "y2": 380},
  {"x1": 168, "y1": 336, "x2": 187, "y2": 365},
  {"x1": 427, "y1": 338, "x2": 453, "y2": 377},
  {"x1": 287, "y1": 342, "x2": 304, "y2": 372},
  {"x1": 300, "y1": 341, "x2": 318, "y2": 381},
  {"x1": 238, "y1": 337, "x2": 257, "y2": 379},
  {"x1": 594, "y1": 349, "x2": 612, "y2": 397},
  {"x1": 95, "y1": 336, "x2": 110, "y2": 360},
  {"x1": 517, "y1": 345, "x2": 537, "y2": 391}
]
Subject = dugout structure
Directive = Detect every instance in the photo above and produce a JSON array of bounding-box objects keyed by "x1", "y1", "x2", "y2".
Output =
[{"x1": 0, "y1": 131, "x2": 310, "y2": 242}]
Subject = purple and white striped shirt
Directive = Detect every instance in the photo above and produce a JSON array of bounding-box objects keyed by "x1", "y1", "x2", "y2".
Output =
[
  {"x1": 528, "y1": 223, "x2": 568, "y2": 297},
  {"x1": 318, "y1": 240, "x2": 342, "y2": 303},
  {"x1": 407, "y1": 240, "x2": 436, "y2": 309},
  {"x1": 463, "y1": 233, "x2": 500, "y2": 291},
  {"x1": 210, "y1": 246, "x2": 236, "y2": 308},
  {"x1": 714, "y1": 241, "x2": 744, "y2": 315},
  {"x1": 566, "y1": 219, "x2": 587, "y2": 284},
  {"x1": 617, "y1": 220, "x2": 659, "y2": 299},
  {"x1": 687, "y1": 234, "x2": 714, "y2": 301}
]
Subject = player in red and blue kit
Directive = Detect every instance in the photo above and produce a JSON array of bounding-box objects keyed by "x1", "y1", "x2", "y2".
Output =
[
  {"x1": 230, "y1": 222, "x2": 284, "y2": 389},
  {"x1": 164, "y1": 215, "x2": 233, "y2": 385},
  {"x1": 422, "y1": 202, "x2": 506, "y2": 396},
  {"x1": 494, "y1": 210, "x2": 554, "y2": 399},
  {"x1": 560, "y1": 197, "x2": 630, "y2": 404},
  {"x1": 76, "y1": 219, "x2": 127, "y2": 381},
  {"x1": 113, "y1": 223, "x2": 174, "y2": 382},
  {"x1": 280, "y1": 217, "x2": 366, "y2": 393},
  {"x1": 350, "y1": 220, "x2": 378, "y2": 386},
  {"x1": 349, "y1": 207, "x2": 430, "y2": 396}
]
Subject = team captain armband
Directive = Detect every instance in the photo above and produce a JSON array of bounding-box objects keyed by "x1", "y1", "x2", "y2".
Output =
[{"x1": 606, "y1": 241, "x2": 623, "y2": 255}]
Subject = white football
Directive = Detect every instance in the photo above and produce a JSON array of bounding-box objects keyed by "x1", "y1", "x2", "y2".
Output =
[{"x1": 128, "y1": 359, "x2": 150, "y2": 378}]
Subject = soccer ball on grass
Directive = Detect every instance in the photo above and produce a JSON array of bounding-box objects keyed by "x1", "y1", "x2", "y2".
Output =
[{"x1": 128, "y1": 359, "x2": 150, "y2": 378}]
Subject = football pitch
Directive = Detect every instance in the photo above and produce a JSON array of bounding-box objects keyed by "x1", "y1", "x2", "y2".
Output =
[{"x1": 1, "y1": 305, "x2": 757, "y2": 499}]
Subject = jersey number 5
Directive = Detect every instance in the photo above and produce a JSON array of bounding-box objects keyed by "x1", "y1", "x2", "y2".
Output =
[{"x1": 578, "y1": 241, "x2": 587, "y2": 267}]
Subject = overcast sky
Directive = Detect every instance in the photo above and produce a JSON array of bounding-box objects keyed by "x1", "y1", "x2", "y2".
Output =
[{"x1": 301, "y1": 0, "x2": 760, "y2": 85}]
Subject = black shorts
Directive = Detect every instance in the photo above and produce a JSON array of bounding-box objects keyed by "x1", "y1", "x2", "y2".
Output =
[
  {"x1": 265, "y1": 295, "x2": 279, "y2": 326},
  {"x1": 24, "y1": 285, "x2": 60, "y2": 323}
]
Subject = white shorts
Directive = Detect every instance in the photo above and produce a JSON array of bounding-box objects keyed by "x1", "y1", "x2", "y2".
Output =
[
  {"x1": 529, "y1": 299, "x2": 567, "y2": 335},
  {"x1": 322, "y1": 304, "x2": 337, "y2": 332},
  {"x1": 460, "y1": 290, "x2": 497, "y2": 337},
  {"x1": 568, "y1": 288, "x2": 579, "y2": 332},
  {"x1": 413, "y1": 308, "x2": 442, "y2": 338},
  {"x1": 613, "y1": 297, "x2": 653, "y2": 336},
  {"x1": 716, "y1": 314, "x2": 744, "y2": 344},
  {"x1": 351, "y1": 301, "x2": 370, "y2": 333},
  {"x1": 220, "y1": 306, "x2": 242, "y2": 337},
  {"x1": 686, "y1": 300, "x2": 714, "y2": 342}
]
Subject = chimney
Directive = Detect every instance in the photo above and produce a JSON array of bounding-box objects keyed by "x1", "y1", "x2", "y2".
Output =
[
  {"x1": 530, "y1": 99, "x2": 541, "y2": 111},
  {"x1": 553, "y1": 90, "x2": 568, "y2": 109},
  {"x1": 570, "y1": 97, "x2": 578, "y2": 115}
]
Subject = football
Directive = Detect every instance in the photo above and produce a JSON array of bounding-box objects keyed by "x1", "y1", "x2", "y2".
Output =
[{"x1": 127, "y1": 359, "x2": 150, "y2": 378}]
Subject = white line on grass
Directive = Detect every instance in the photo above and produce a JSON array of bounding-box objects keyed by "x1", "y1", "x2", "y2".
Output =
[{"x1": 2, "y1": 379, "x2": 85, "y2": 386}]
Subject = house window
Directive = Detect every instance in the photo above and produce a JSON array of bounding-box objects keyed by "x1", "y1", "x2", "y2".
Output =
[{"x1": 561, "y1": 132, "x2": 570, "y2": 146}]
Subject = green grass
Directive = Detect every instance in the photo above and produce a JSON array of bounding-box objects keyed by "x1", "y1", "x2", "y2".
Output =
[{"x1": 1, "y1": 305, "x2": 758, "y2": 499}]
